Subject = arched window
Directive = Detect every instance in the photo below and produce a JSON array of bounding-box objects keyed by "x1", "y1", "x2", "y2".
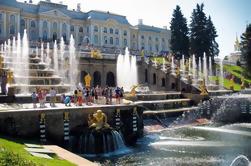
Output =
[
  {"x1": 141, "y1": 42, "x2": 145, "y2": 50},
  {"x1": 155, "y1": 44, "x2": 159, "y2": 52},
  {"x1": 132, "y1": 42, "x2": 136, "y2": 49},
  {"x1": 110, "y1": 37, "x2": 113, "y2": 45},
  {"x1": 62, "y1": 23, "x2": 67, "y2": 32},
  {"x1": 53, "y1": 32, "x2": 57, "y2": 41},
  {"x1": 70, "y1": 25, "x2": 74, "y2": 32},
  {"x1": 30, "y1": 20, "x2": 36, "y2": 28},
  {"x1": 43, "y1": 21, "x2": 47, "y2": 29},
  {"x1": 103, "y1": 27, "x2": 107, "y2": 33},
  {"x1": 104, "y1": 36, "x2": 107, "y2": 44},
  {"x1": 141, "y1": 35, "x2": 144, "y2": 40},
  {"x1": 123, "y1": 30, "x2": 127, "y2": 36},
  {"x1": 94, "y1": 25, "x2": 98, "y2": 32},
  {"x1": 94, "y1": 35, "x2": 98, "y2": 44},
  {"x1": 63, "y1": 33, "x2": 66, "y2": 42},
  {"x1": 109, "y1": 28, "x2": 113, "y2": 34},
  {"x1": 115, "y1": 29, "x2": 119, "y2": 35},
  {"x1": 162, "y1": 38, "x2": 165, "y2": 42},
  {"x1": 30, "y1": 30, "x2": 36, "y2": 40},
  {"x1": 132, "y1": 34, "x2": 136, "y2": 39},
  {"x1": 10, "y1": 15, "x2": 15, "y2": 23},
  {"x1": 153, "y1": 73, "x2": 156, "y2": 85},
  {"x1": 79, "y1": 27, "x2": 83, "y2": 33},
  {"x1": 115, "y1": 37, "x2": 119, "y2": 45},
  {"x1": 21, "y1": 19, "x2": 25, "y2": 27},
  {"x1": 53, "y1": 22, "x2": 57, "y2": 31},
  {"x1": 149, "y1": 36, "x2": 152, "y2": 41},
  {"x1": 161, "y1": 78, "x2": 166, "y2": 87},
  {"x1": 10, "y1": 25, "x2": 15, "y2": 34},
  {"x1": 156, "y1": 37, "x2": 159, "y2": 42},
  {"x1": 43, "y1": 31, "x2": 47, "y2": 41},
  {"x1": 124, "y1": 38, "x2": 127, "y2": 46}
]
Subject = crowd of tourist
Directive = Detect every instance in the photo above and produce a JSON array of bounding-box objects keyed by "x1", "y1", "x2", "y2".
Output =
[{"x1": 31, "y1": 85, "x2": 124, "y2": 108}]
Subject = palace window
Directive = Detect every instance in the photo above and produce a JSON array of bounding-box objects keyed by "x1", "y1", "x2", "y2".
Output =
[
  {"x1": 162, "y1": 38, "x2": 165, "y2": 42},
  {"x1": 124, "y1": 38, "x2": 127, "y2": 46},
  {"x1": 156, "y1": 37, "x2": 159, "y2": 42},
  {"x1": 115, "y1": 29, "x2": 119, "y2": 35},
  {"x1": 115, "y1": 37, "x2": 119, "y2": 45},
  {"x1": 62, "y1": 23, "x2": 67, "y2": 32},
  {"x1": 141, "y1": 42, "x2": 145, "y2": 49},
  {"x1": 103, "y1": 27, "x2": 107, "y2": 33},
  {"x1": 123, "y1": 30, "x2": 127, "y2": 36},
  {"x1": 53, "y1": 22, "x2": 57, "y2": 31},
  {"x1": 149, "y1": 44, "x2": 152, "y2": 51},
  {"x1": 30, "y1": 20, "x2": 36, "y2": 28},
  {"x1": 155, "y1": 44, "x2": 159, "y2": 52},
  {"x1": 42, "y1": 21, "x2": 47, "y2": 29},
  {"x1": 141, "y1": 35, "x2": 144, "y2": 40},
  {"x1": 133, "y1": 34, "x2": 135, "y2": 39},
  {"x1": 43, "y1": 31, "x2": 47, "y2": 41},
  {"x1": 94, "y1": 25, "x2": 98, "y2": 32},
  {"x1": 149, "y1": 36, "x2": 152, "y2": 41},
  {"x1": 70, "y1": 25, "x2": 74, "y2": 32},
  {"x1": 109, "y1": 28, "x2": 113, "y2": 34},
  {"x1": 10, "y1": 15, "x2": 15, "y2": 23},
  {"x1": 104, "y1": 36, "x2": 108, "y2": 44},
  {"x1": 94, "y1": 35, "x2": 98, "y2": 44},
  {"x1": 86, "y1": 26, "x2": 89, "y2": 33},
  {"x1": 79, "y1": 27, "x2": 83, "y2": 33},
  {"x1": 132, "y1": 42, "x2": 136, "y2": 49},
  {"x1": 10, "y1": 25, "x2": 15, "y2": 34},
  {"x1": 110, "y1": 37, "x2": 113, "y2": 45}
]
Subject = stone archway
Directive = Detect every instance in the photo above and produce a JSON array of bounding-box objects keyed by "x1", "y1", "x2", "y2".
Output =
[
  {"x1": 106, "y1": 72, "x2": 115, "y2": 87},
  {"x1": 93, "y1": 71, "x2": 101, "y2": 87},
  {"x1": 153, "y1": 73, "x2": 156, "y2": 85},
  {"x1": 161, "y1": 78, "x2": 166, "y2": 87},
  {"x1": 53, "y1": 32, "x2": 57, "y2": 41}
]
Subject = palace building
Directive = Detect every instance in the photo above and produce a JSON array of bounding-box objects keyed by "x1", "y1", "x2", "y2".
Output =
[{"x1": 0, "y1": 0, "x2": 171, "y2": 55}]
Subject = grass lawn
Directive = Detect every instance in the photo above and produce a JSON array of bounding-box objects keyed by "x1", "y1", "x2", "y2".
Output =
[
  {"x1": 210, "y1": 76, "x2": 241, "y2": 91},
  {"x1": 222, "y1": 64, "x2": 251, "y2": 83},
  {"x1": 150, "y1": 57, "x2": 166, "y2": 64},
  {"x1": 0, "y1": 136, "x2": 75, "y2": 166}
]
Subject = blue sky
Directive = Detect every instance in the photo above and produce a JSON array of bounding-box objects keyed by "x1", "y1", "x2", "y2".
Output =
[{"x1": 19, "y1": 0, "x2": 251, "y2": 58}]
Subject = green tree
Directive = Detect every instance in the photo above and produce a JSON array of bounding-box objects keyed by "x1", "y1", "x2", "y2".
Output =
[
  {"x1": 170, "y1": 5, "x2": 189, "y2": 59},
  {"x1": 240, "y1": 24, "x2": 251, "y2": 73}
]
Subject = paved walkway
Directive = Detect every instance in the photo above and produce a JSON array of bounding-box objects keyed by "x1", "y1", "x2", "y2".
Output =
[{"x1": 43, "y1": 145, "x2": 98, "y2": 166}]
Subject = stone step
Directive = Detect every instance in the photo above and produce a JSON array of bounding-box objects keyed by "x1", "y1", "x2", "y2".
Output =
[
  {"x1": 135, "y1": 98, "x2": 191, "y2": 105},
  {"x1": 136, "y1": 92, "x2": 182, "y2": 101},
  {"x1": 143, "y1": 106, "x2": 198, "y2": 115}
]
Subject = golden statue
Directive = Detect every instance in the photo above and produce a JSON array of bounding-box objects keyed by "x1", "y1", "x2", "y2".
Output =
[
  {"x1": 130, "y1": 85, "x2": 138, "y2": 97},
  {"x1": 0, "y1": 56, "x2": 3, "y2": 69},
  {"x1": 7, "y1": 70, "x2": 14, "y2": 84},
  {"x1": 64, "y1": 112, "x2": 69, "y2": 121},
  {"x1": 175, "y1": 66, "x2": 180, "y2": 77},
  {"x1": 229, "y1": 76, "x2": 234, "y2": 90},
  {"x1": 84, "y1": 74, "x2": 92, "y2": 88},
  {"x1": 91, "y1": 49, "x2": 102, "y2": 59},
  {"x1": 89, "y1": 110, "x2": 110, "y2": 130},
  {"x1": 199, "y1": 79, "x2": 208, "y2": 96},
  {"x1": 40, "y1": 113, "x2": 46, "y2": 123},
  {"x1": 241, "y1": 77, "x2": 245, "y2": 90}
]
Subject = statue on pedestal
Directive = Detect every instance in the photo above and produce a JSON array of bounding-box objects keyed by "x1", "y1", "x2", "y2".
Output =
[
  {"x1": 84, "y1": 73, "x2": 91, "y2": 88},
  {"x1": 175, "y1": 66, "x2": 180, "y2": 78},
  {"x1": 7, "y1": 70, "x2": 14, "y2": 84},
  {"x1": 88, "y1": 110, "x2": 110, "y2": 130},
  {"x1": 199, "y1": 79, "x2": 208, "y2": 96}
]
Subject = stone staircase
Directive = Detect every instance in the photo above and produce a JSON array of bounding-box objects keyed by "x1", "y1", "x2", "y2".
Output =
[{"x1": 135, "y1": 91, "x2": 198, "y2": 131}]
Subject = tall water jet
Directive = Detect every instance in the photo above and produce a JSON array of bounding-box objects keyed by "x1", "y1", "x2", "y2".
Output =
[
  {"x1": 171, "y1": 56, "x2": 175, "y2": 74},
  {"x1": 198, "y1": 57, "x2": 202, "y2": 79},
  {"x1": 69, "y1": 35, "x2": 79, "y2": 91},
  {"x1": 40, "y1": 43, "x2": 44, "y2": 63},
  {"x1": 20, "y1": 29, "x2": 29, "y2": 94},
  {"x1": 192, "y1": 54, "x2": 196, "y2": 84},
  {"x1": 209, "y1": 56, "x2": 213, "y2": 85},
  {"x1": 60, "y1": 37, "x2": 66, "y2": 83},
  {"x1": 220, "y1": 58, "x2": 224, "y2": 89},
  {"x1": 53, "y1": 41, "x2": 58, "y2": 75},
  {"x1": 203, "y1": 53, "x2": 208, "y2": 85},
  {"x1": 116, "y1": 47, "x2": 138, "y2": 91},
  {"x1": 46, "y1": 43, "x2": 51, "y2": 68},
  {"x1": 162, "y1": 57, "x2": 166, "y2": 72},
  {"x1": 35, "y1": 47, "x2": 38, "y2": 59}
]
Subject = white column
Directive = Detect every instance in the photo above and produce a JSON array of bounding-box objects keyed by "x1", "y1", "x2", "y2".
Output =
[
  {"x1": 39, "y1": 20, "x2": 43, "y2": 38},
  {"x1": 100, "y1": 26, "x2": 103, "y2": 46},
  {"x1": 48, "y1": 21, "x2": 51, "y2": 39},
  {"x1": 3, "y1": 12, "x2": 7, "y2": 39},
  {"x1": 59, "y1": 22, "x2": 62, "y2": 38},
  {"x1": 17, "y1": 14, "x2": 20, "y2": 34}
]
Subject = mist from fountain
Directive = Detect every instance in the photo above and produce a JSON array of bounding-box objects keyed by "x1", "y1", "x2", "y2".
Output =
[
  {"x1": 69, "y1": 35, "x2": 79, "y2": 92},
  {"x1": 46, "y1": 43, "x2": 51, "y2": 69},
  {"x1": 59, "y1": 37, "x2": 66, "y2": 83},
  {"x1": 198, "y1": 57, "x2": 202, "y2": 80},
  {"x1": 203, "y1": 53, "x2": 208, "y2": 85},
  {"x1": 162, "y1": 57, "x2": 166, "y2": 72},
  {"x1": 116, "y1": 47, "x2": 138, "y2": 91},
  {"x1": 53, "y1": 41, "x2": 59, "y2": 75}
]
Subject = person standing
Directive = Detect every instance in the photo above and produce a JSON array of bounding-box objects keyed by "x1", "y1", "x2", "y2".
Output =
[
  {"x1": 109, "y1": 88, "x2": 113, "y2": 104},
  {"x1": 31, "y1": 91, "x2": 37, "y2": 108},
  {"x1": 77, "y1": 89, "x2": 83, "y2": 106},
  {"x1": 115, "y1": 86, "x2": 121, "y2": 104},
  {"x1": 49, "y1": 88, "x2": 57, "y2": 107}
]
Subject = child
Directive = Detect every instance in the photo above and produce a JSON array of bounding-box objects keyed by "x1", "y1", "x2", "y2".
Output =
[{"x1": 64, "y1": 96, "x2": 71, "y2": 106}]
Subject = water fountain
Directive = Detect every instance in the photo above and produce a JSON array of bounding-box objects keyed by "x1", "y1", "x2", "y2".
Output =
[
  {"x1": 192, "y1": 54, "x2": 197, "y2": 84},
  {"x1": 53, "y1": 41, "x2": 58, "y2": 75},
  {"x1": 69, "y1": 34, "x2": 79, "y2": 92},
  {"x1": 161, "y1": 57, "x2": 167, "y2": 72},
  {"x1": 198, "y1": 57, "x2": 202, "y2": 80},
  {"x1": 116, "y1": 47, "x2": 138, "y2": 91},
  {"x1": 208, "y1": 56, "x2": 212, "y2": 85},
  {"x1": 171, "y1": 56, "x2": 175, "y2": 75},
  {"x1": 40, "y1": 43, "x2": 44, "y2": 64},
  {"x1": 203, "y1": 53, "x2": 208, "y2": 85}
]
